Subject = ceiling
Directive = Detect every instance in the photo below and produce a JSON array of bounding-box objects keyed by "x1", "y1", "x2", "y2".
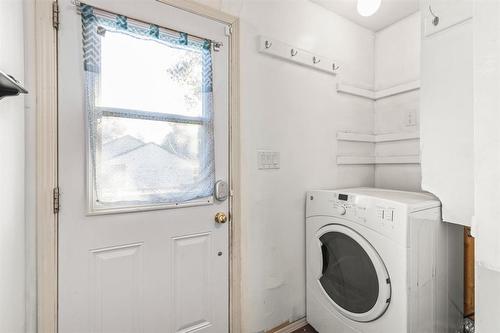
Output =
[{"x1": 310, "y1": 0, "x2": 420, "y2": 31}]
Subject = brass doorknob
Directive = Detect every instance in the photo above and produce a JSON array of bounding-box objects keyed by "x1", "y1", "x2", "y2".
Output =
[{"x1": 215, "y1": 212, "x2": 228, "y2": 224}]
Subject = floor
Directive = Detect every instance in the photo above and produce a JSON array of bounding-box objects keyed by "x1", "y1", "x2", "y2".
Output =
[{"x1": 292, "y1": 325, "x2": 318, "y2": 333}]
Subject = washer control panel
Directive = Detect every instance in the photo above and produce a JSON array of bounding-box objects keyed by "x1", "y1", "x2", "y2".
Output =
[
  {"x1": 307, "y1": 190, "x2": 407, "y2": 243},
  {"x1": 333, "y1": 192, "x2": 395, "y2": 226},
  {"x1": 333, "y1": 193, "x2": 355, "y2": 217}
]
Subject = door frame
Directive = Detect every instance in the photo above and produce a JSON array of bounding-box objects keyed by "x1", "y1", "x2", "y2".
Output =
[{"x1": 35, "y1": 0, "x2": 241, "y2": 331}]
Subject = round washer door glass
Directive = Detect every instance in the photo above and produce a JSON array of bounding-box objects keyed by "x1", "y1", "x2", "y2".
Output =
[{"x1": 317, "y1": 224, "x2": 390, "y2": 322}]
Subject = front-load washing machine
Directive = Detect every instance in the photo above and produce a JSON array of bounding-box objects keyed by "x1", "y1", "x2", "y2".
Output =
[{"x1": 306, "y1": 188, "x2": 463, "y2": 333}]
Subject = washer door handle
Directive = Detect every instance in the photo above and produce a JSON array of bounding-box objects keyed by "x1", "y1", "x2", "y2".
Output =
[{"x1": 321, "y1": 243, "x2": 329, "y2": 275}]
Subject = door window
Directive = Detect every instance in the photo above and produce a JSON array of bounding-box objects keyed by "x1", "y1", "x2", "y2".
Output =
[
  {"x1": 80, "y1": 4, "x2": 215, "y2": 212},
  {"x1": 319, "y1": 232, "x2": 379, "y2": 314}
]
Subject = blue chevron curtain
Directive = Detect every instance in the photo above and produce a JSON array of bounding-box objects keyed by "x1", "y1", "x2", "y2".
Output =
[
  {"x1": 80, "y1": 3, "x2": 213, "y2": 84},
  {"x1": 80, "y1": 3, "x2": 216, "y2": 208}
]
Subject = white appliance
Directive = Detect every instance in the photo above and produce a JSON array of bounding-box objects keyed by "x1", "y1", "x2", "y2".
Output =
[{"x1": 306, "y1": 188, "x2": 463, "y2": 333}]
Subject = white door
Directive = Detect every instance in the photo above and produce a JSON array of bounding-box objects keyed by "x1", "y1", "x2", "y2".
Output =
[{"x1": 58, "y1": 1, "x2": 230, "y2": 332}]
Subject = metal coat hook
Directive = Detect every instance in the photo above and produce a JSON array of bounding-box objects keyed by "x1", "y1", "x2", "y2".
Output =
[
  {"x1": 313, "y1": 56, "x2": 321, "y2": 64},
  {"x1": 429, "y1": 5, "x2": 439, "y2": 26},
  {"x1": 290, "y1": 48, "x2": 298, "y2": 57},
  {"x1": 265, "y1": 40, "x2": 272, "y2": 49},
  {"x1": 332, "y1": 63, "x2": 340, "y2": 71}
]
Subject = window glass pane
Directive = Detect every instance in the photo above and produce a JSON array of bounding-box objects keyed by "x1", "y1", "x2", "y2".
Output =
[
  {"x1": 100, "y1": 31, "x2": 204, "y2": 118},
  {"x1": 96, "y1": 116, "x2": 212, "y2": 205},
  {"x1": 319, "y1": 232, "x2": 379, "y2": 314},
  {"x1": 81, "y1": 7, "x2": 216, "y2": 210}
]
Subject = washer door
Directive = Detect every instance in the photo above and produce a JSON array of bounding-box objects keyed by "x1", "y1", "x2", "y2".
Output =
[{"x1": 316, "y1": 224, "x2": 391, "y2": 322}]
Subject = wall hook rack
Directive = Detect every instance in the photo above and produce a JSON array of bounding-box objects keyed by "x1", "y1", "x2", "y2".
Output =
[
  {"x1": 0, "y1": 70, "x2": 28, "y2": 100},
  {"x1": 258, "y1": 36, "x2": 340, "y2": 76}
]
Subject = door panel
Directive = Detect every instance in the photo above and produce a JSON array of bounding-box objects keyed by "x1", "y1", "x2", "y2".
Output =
[
  {"x1": 172, "y1": 233, "x2": 212, "y2": 332},
  {"x1": 58, "y1": 1, "x2": 229, "y2": 332},
  {"x1": 90, "y1": 243, "x2": 144, "y2": 333}
]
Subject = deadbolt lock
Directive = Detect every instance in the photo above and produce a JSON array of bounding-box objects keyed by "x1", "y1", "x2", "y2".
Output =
[{"x1": 215, "y1": 212, "x2": 228, "y2": 224}]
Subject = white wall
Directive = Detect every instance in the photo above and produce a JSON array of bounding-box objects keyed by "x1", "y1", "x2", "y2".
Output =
[
  {"x1": 23, "y1": 0, "x2": 37, "y2": 331},
  {"x1": 238, "y1": 3, "x2": 375, "y2": 331},
  {"x1": 374, "y1": 13, "x2": 422, "y2": 192},
  {"x1": 194, "y1": 1, "x2": 375, "y2": 332},
  {"x1": 474, "y1": 0, "x2": 500, "y2": 331},
  {"x1": 0, "y1": 0, "x2": 26, "y2": 332},
  {"x1": 420, "y1": 0, "x2": 474, "y2": 227}
]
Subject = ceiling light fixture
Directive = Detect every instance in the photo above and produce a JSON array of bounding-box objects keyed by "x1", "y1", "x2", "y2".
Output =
[{"x1": 357, "y1": 0, "x2": 381, "y2": 17}]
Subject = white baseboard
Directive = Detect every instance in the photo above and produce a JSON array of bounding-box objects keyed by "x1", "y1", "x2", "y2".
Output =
[{"x1": 270, "y1": 318, "x2": 308, "y2": 333}]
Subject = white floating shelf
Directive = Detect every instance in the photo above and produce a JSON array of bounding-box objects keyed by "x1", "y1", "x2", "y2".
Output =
[
  {"x1": 337, "y1": 156, "x2": 376, "y2": 165},
  {"x1": 337, "y1": 132, "x2": 375, "y2": 142},
  {"x1": 337, "y1": 80, "x2": 420, "y2": 101},
  {"x1": 337, "y1": 131, "x2": 419, "y2": 143},
  {"x1": 337, "y1": 155, "x2": 421, "y2": 165},
  {"x1": 258, "y1": 35, "x2": 340, "y2": 76},
  {"x1": 375, "y1": 80, "x2": 420, "y2": 100},
  {"x1": 376, "y1": 132, "x2": 420, "y2": 142},
  {"x1": 335, "y1": 84, "x2": 374, "y2": 100},
  {"x1": 376, "y1": 155, "x2": 420, "y2": 164}
]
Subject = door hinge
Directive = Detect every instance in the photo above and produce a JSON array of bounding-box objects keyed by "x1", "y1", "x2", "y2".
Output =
[
  {"x1": 52, "y1": 1, "x2": 60, "y2": 30},
  {"x1": 53, "y1": 187, "x2": 60, "y2": 214}
]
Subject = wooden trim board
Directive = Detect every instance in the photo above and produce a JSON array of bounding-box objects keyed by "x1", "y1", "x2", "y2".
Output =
[
  {"x1": 228, "y1": 17, "x2": 242, "y2": 333},
  {"x1": 35, "y1": 0, "x2": 59, "y2": 332},
  {"x1": 464, "y1": 227, "x2": 475, "y2": 318},
  {"x1": 267, "y1": 318, "x2": 308, "y2": 333}
]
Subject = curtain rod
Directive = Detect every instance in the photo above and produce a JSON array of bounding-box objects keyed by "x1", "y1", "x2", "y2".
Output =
[{"x1": 69, "y1": 0, "x2": 224, "y2": 47}]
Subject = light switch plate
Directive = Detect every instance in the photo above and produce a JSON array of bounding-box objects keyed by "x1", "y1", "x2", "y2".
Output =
[{"x1": 257, "y1": 151, "x2": 280, "y2": 169}]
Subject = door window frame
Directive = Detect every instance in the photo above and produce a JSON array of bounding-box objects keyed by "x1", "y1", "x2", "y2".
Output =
[
  {"x1": 79, "y1": 7, "x2": 219, "y2": 214},
  {"x1": 315, "y1": 224, "x2": 391, "y2": 322},
  {"x1": 34, "y1": 0, "x2": 241, "y2": 332}
]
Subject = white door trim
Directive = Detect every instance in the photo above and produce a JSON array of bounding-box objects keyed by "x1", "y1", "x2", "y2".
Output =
[
  {"x1": 35, "y1": 0, "x2": 241, "y2": 332},
  {"x1": 35, "y1": 1, "x2": 58, "y2": 332}
]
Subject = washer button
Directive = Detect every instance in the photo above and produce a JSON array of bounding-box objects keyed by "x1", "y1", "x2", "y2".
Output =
[
  {"x1": 384, "y1": 209, "x2": 394, "y2": 222},
  {"x1": 376, "y1": 208, "x2": 385, "y2": 220}
]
